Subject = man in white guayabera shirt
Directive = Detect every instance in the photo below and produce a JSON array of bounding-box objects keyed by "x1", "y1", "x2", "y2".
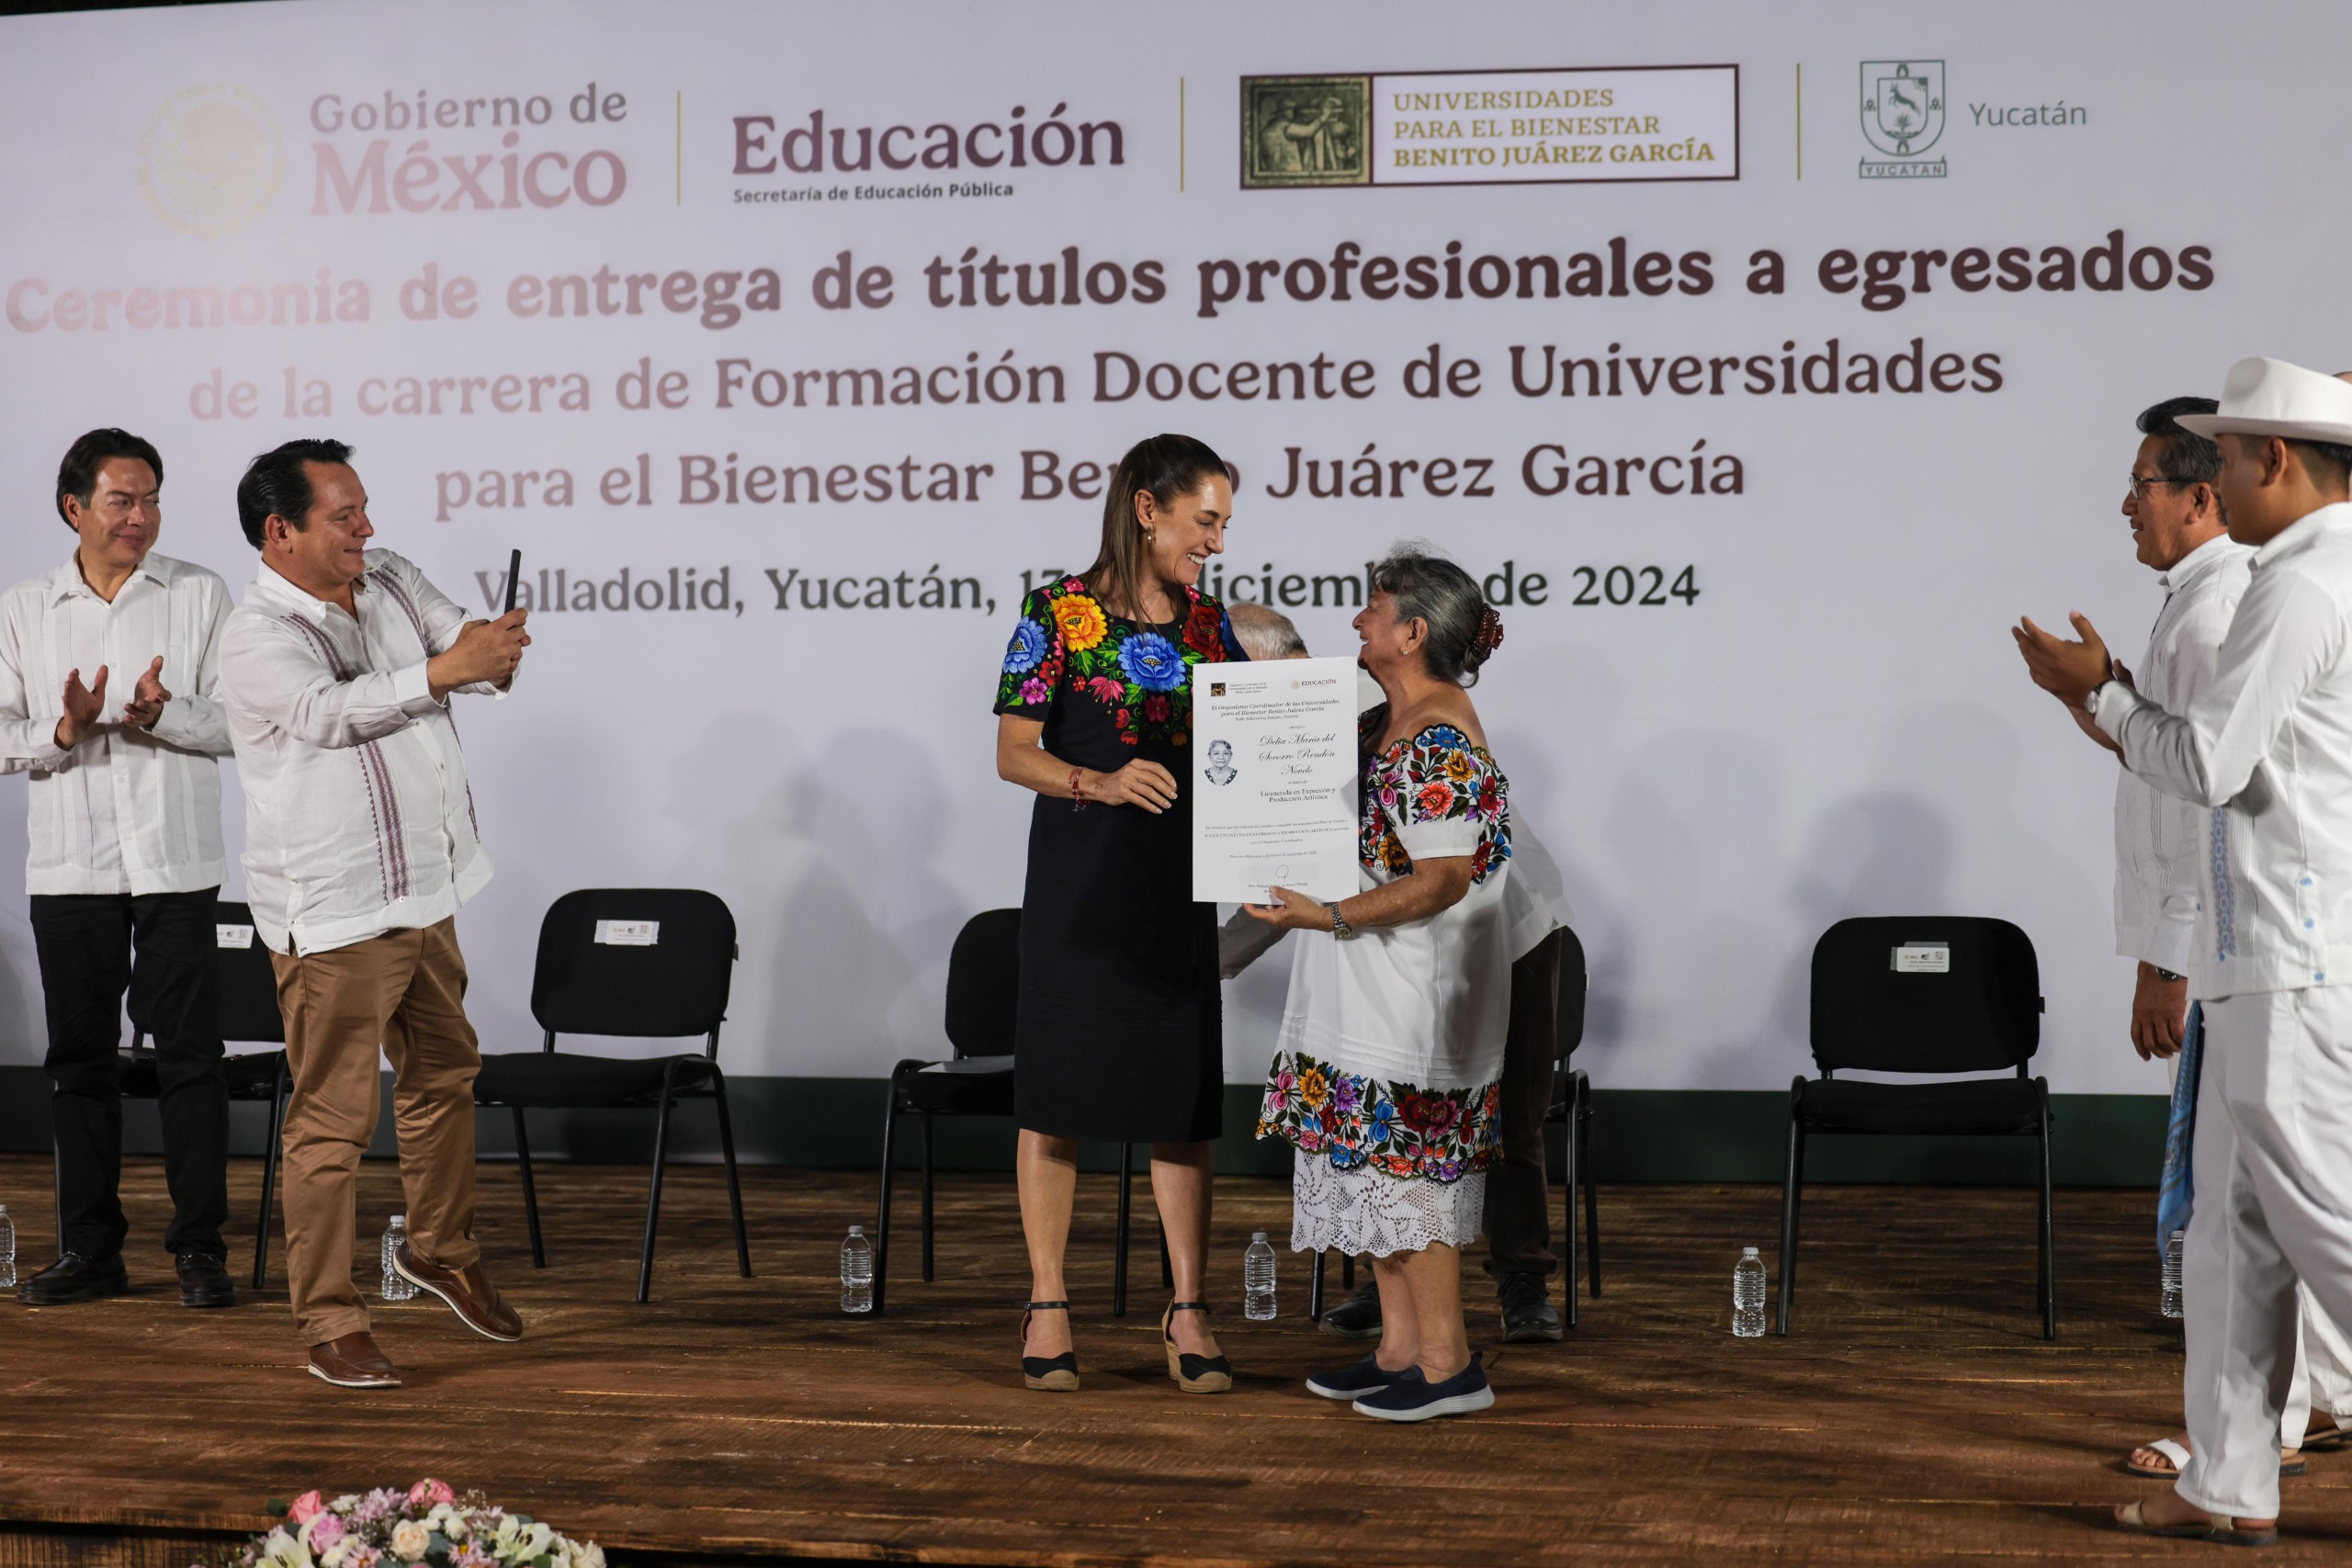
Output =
[
  {"x1": 221, "y1": 437, "x2": 529, "y2": 1390},
  {"x1": 2017, "y1": 358, "x2": 2352, "y2": 1545},
  {"x1": 0, "y1": 429, "x2": 237, "y2": 1311},
  {"x1": 2088, "y1": 399, "x2": 2352, "y2": 1490}
]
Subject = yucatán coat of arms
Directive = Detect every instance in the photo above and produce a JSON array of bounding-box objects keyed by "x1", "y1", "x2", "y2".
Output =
[{"x1": 1860, "y1": 60, "x2": 1945, "y2": 161}]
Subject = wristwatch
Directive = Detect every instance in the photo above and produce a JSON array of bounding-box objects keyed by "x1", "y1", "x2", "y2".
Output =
[
  {"x1": 2085, "y1": 678, "x2": 2113, "y2": 716},
  {"x1": 2155, "y1": 967, "x2": 2185, "y2": 983},
  {"x1": 1328, "y1": 901, "x2": 1354, "y2": 939}
]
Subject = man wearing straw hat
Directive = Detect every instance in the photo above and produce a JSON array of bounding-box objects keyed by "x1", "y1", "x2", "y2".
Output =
[{"x1": 2016, "y1": 356, "x2": 2352, "y2": 1544}]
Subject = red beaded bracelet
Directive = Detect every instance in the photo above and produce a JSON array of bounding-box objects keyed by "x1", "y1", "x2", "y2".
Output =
[{"x1": 1070, "y1": 767, "x2": 1087, "y2": 810}]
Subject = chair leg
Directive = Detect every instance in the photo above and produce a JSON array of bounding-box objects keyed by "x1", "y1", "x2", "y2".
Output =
[
  {"x1": 874, "y1": 1072, "x2": 904, "y2": 1316},
  {"x1": 253, "y1": 1059, "x2": 288, "y2": 1290},
  {"x1": 1562, "y1": 1103, "x2": 1579, "y2": 1330},
  {"x1": 1310, "y1": 1247, "x2": 1327, "y2": 1321},
  {"x1": 636, "y1": 1066, "x2": 680, "y2": 1304},
  {"x1": 1114, "y1": 1142, "x2": 1135, "y2": 1319},
  {"x1": 712, "y1": 1077, "x2": 750, "y2": 1280},
  {"x1": 1341, "y1": 1251, "x2": 1355, "y2": 1289},
  {"x1": 2039, "y1": 1100, "x2": 2058, "y2": 1342},
  {"x1": 920, "y1": 1111, "x2": 936, "y2": 1283},
  {"x1": 1775, "y1": 1115, "x2": 1805, "y2": 1337},
  {"x1": 1158, "y1": 1222, "x2": 1173, "y2": 1289},
  {"x1": 1579, "y1": 1076, "x2": 1602, "y2": 1298},
  {"x1": 511, "y1": 1107, "x2": 546, "y2": 1269}
]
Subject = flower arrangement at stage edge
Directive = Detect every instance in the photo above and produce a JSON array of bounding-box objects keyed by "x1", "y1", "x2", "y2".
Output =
[{"x1": 198, "y1": 1480, "x2": 602, "y2": 1568}]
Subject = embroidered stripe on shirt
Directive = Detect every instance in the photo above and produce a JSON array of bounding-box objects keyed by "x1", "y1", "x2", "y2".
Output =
[
  {"x1": 2211, "y1": 806, "x2": 2237, "y2": 964},
  {"x1": 369, "y1": 570, "x2": 434, "y2": 651},
  {"x1": 277, "y1": 612, "x2": 404, "y2": 905}
]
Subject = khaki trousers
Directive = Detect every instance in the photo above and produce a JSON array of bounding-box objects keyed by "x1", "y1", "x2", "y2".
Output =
[{"x1": 272, "y1": 918, "x2": 481, "y2": 1346}]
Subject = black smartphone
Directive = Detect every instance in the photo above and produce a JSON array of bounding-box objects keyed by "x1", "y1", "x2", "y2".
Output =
[{"x1": 503, "y1": 548, "x2": 522, "y2": 614}]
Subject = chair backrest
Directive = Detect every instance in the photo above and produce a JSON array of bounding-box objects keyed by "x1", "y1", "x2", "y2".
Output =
[
  {"x1": 128, "y1": 897, "x2": 285, "y2": 1049},
  {"x1": 1808, "y1": 916, "x2": 2041, "y2": 1076},
  {"x1": 1554, "y1": 924, "x2": 1589, "y2": 1066},
  {"x1": 531, "y1": 889, "x2": 737, "y2": 1051},
  {"x1": 212, "y1": 899, "x2": 287, "y2": 1045},
  {"x1": 944, "y1": 908, "x2": 1022, "y2": 1059}
]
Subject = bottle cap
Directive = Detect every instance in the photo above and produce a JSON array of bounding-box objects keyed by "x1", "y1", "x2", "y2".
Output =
[
  {"x1": 1741, "y1": 1247, "x2": 1758, "y2": 1258},
  {"x1": 391, "y1": 1213, "x2": 406, "y2": 1226},
  {"x1": 1251, "y1": 1231, "x2": 1268, "y2": 1242},
  {"x1": 848, "y1": 1225, "x2": 865, "y2": 1236}
]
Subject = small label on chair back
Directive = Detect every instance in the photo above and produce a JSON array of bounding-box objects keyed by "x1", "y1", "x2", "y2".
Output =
[
  {"x1": 594, "y1": 919, "x2": 661, "y2": 946},
  {"x1": 216, "y1": 924, "x2": 255, "y2": 949},
  {"x1": 1890, "y1": 942, "x2": 1951, "y2": 974}
]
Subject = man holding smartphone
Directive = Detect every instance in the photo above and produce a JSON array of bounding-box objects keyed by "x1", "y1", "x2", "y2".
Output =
[{"x1": 221, "y1": 437, "x2": 529, "y2": 1388}]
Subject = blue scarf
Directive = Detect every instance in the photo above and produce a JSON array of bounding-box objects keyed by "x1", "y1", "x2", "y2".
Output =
[{"x1": 2156, "y1": 1001, "x2": 2202, "y2": 1257}]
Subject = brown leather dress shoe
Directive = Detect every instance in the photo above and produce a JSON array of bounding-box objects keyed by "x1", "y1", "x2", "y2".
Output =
[
  {"x1": 393, "y1": 1241, "x2": 523, "y2": 1342},
  {"x1": 309, "y1": 1331, "x2": 401, "y2": 1388}
]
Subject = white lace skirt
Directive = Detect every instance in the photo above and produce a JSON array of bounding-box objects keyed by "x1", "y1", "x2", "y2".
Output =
[{"x1": 1291, "y1": 1147, "x2": 1487, "y2": 1257}]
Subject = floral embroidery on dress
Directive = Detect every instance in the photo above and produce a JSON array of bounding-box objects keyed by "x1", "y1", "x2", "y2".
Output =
[
  {"x1": 993, "y1": 575, "x2": 1242, "y2": 746},
  {"x1": 1255, "y1": 1048, "x2": 1500, "y2": 1181},
  {"x1": 1356, "y1": 716, "x2": 1512, "y2": 881}
]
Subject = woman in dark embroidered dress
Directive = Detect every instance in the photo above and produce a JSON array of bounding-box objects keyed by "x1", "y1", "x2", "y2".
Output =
[{"x1": 990, "y1": 434, "x2": 1248, "y2": 1394}]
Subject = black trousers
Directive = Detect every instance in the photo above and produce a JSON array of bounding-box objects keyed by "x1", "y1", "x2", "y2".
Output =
[
  {"x1": 1486, "y1": 929, "x2": 1563, "y2": 1280},
  {"x1": 30, "y1": 888, "x2": 229, "y2": 1258}
]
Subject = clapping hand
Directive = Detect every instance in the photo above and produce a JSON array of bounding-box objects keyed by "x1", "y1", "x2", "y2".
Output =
[
  {"x1": 2012, "y1": 612, "x2": 2114, "y2": 710},
  {"x1": 119, "y1": 657, "x2": 170, "y2": 730},
  {"x1": 54, "y1": 665, "x2": 107, "y2": 750}
]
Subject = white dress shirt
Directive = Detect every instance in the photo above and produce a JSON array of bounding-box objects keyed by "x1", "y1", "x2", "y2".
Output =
[
  {"x1": 221, "y1": 551, "x2": 499, "y2": 955},
  {"x1": 0, "y1": 551, "x2": 233, "y2": 895},
  {"x1": 2096, "y1": 502, "x2": 2352, "y2": 998},
  {"x1": 2113, "y1": 534, "x2": 2253, "y2": 972}
]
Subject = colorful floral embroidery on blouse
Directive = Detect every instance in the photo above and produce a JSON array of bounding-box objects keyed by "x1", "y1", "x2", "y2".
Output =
[
  {"x1": 993, "y1": 576, "x2": 1242, "y2": 745},
  {"x1": 1255, "y1": 1049, "x2": 1500, "y2": 1181},
  {"x1": 1359, "y1": 719, "x2": 1512, "y2": 881}
]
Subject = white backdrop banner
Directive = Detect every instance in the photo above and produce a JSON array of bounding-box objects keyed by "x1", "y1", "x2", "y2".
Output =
[{"x1": 0, "y1": 0, "x2": 2324, "y2": 1093}]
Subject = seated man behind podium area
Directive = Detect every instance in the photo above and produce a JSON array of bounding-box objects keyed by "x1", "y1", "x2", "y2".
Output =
[
  {"x1": 1216, "y1": 599, "x2": 1573, "y2": 1344},
  {"x1": 220, "y1": 438, "x2": 530, "y2": 1390}
]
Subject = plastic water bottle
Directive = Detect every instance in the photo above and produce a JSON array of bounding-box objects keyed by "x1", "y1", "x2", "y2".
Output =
[
  {"x1": 0, "y1": 1202, "x2": 15, "y2": 1290},
  {"x1": 379, "y1": 1214, "x2": 416, "y2": 1303},
  {"x1": 840, "y1": 1225, "x2": 874, "y2": 1314},
  {"x1": 1244, "y1": 1232, "x2": 1278, "y2": 1321},
  {"x1": 1732, "y1": 1247, "x2": 1767, "y2": 1337},
  {"x1": 2162, "y1": 1229, "x2": 2185, "y2": 1319}
]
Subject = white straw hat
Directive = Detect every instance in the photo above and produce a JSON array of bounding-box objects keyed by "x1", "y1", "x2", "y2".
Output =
[{"x1": 2177, "y1": 357, "x2": 2352, "y2": 446}]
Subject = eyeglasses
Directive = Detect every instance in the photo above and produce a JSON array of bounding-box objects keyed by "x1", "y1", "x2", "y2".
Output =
[{"x1": 2127, "y1": 472, "x2": 2199, "y2": 500}]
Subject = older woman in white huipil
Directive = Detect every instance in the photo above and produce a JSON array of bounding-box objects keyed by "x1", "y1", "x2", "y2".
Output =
[{"x1": 1245, "y1": 547, "x2": 1514, "y2": 1424}]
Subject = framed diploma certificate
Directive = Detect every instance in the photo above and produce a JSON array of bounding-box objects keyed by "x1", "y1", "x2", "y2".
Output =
[{"x1": 1191, "y1": 656, "x2": 1360, "y2": 903}]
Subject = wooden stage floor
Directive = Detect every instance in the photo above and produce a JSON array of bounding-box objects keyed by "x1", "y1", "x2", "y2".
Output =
[{"x1": 1, "y1": 1153, "x2": 2347, "y2": 1566}]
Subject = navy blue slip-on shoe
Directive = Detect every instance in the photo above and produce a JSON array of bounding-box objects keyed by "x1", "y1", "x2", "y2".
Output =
[
  {"x1": 1351, "y1": 1352, "x2": 1495, "y2": 1422},
  {"x1": 1306, "y1": 1352, "x2": 1393, "y2": 1401}
]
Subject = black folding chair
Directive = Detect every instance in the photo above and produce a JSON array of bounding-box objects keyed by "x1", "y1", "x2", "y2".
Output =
[
  {"x1": 1776, "y1": 916, "x2": 2053, "y2": 1339},
  {"x1": 1547, "y1": 925, "x2": 1600, "y2": 1324},
  {"x1": 1306, "y1": 924, "x2": 1600, "y2": 1323},
  {"x1": 872, "y1": 908, "x2": 1161, "y2": 1315},
  {"x1": 472, "y1": 889, "x2": 749, "y2": 1303},
  {"x1": 91, "y1": 898, "x2": 291, "y2": 1288}
]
